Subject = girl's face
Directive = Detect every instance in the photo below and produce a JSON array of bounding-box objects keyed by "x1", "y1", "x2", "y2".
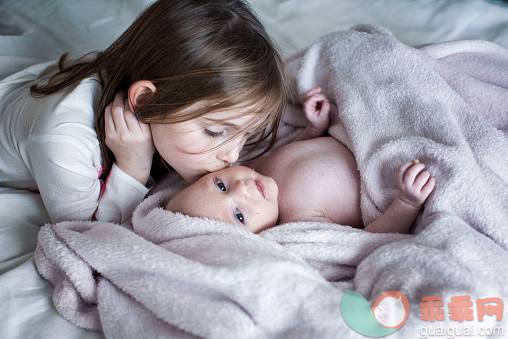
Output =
[
  {"x1": 150, "y1": 102, "x2": 263, "y2": 183},
  {"x1": 166, "y1": 166, "x2": 279, "y2": 233}
]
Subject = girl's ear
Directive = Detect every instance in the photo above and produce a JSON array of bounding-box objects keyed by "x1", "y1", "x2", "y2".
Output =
[{"x1": 128, "y1": 80, "x2": 156, "y2": 111}]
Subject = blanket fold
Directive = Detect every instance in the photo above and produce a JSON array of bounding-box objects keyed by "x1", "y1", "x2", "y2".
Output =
[
  {"x1": 36, "y1": 25, "x2": 508, "y2": 337},
  {"x1": 36, "y1": 188, "x2": 361, "y2": 338}
]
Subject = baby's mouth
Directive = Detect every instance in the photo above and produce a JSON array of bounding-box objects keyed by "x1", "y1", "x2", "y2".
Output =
[{"x1": 254, "y1": 179, "x2": 266, "y2": 199}]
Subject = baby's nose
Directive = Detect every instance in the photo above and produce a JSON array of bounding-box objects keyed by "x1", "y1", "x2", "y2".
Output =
[{"x1": 235, "y1": 180, "x2": 253, "y2": 198}]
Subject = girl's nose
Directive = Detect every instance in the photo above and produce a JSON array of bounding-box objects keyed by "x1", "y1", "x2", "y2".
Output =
[{"x1": 218, "y1": 139, "x2": 245, "y2": 164}]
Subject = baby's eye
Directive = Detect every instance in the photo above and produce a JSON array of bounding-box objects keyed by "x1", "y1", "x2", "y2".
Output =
[
  {"x1": 234, "y1": 209, "x2": 245, "y2": 224},
  {"x1": 204, "y1": 128, "x2": 224, "y2": 138},
  {"x1": 215, "y1": 179, "x2": 226, "y2": 191}
]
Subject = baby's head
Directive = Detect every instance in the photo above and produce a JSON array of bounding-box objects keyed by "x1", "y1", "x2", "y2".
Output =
[{"x1": 166, "y1": 166, "x2": 279, "y2": 233}]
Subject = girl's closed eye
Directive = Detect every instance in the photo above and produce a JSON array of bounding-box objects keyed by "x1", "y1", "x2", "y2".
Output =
[{"x1": 204, "y1": 127, "x2": 224, "y2": 138}]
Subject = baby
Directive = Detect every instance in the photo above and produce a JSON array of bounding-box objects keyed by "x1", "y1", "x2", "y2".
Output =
[{"x1": 166, "y1": 88, "x2": 435, "y2": 234}]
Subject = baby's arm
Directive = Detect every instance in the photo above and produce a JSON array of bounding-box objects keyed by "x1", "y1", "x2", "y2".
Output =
[
  {"x1": 364, "y1": 159, "x2": 436, "y2": 234},
  {"x1": 293, "y1": 87, "x2": 330, "y2": 142}
]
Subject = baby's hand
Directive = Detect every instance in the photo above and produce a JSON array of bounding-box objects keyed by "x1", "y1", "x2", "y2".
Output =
[
  {"x1": 397, "y1": 159, "x2": 436, "y2": 208},
  {"x1": 105, "y1": 91, "x2": 155, "y2": 185},
  {"x1": 303, "y1": 87, "x2": 330, "y2": 132}
]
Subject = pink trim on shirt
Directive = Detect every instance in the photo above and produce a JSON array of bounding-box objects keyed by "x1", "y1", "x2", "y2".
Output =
[
  {"x1": 98, "y1": 178, "x2": 106, "y2": 199},
  {"x1": 98, "y1": 168, "x2": 113, "y2": 199},
  {"x1": 94, "y1": 168, "x2": 110, "y2": 220},
  {"x1": 105, "y1": 168, "x2": 112, "y2": 186}
]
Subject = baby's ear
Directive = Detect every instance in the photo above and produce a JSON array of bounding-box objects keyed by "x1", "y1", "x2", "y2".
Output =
[{"x1": 128, "y1": 80, "x2": 156, "y2": 111}]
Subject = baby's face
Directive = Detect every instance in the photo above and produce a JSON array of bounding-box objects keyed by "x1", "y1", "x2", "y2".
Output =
[{"x1": 166, "y1": 166, "x2": 279, "y2": 233}]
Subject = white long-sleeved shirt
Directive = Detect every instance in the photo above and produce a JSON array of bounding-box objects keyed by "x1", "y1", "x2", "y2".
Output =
[{"x1": 0, "y1": 60, "x2": 149, "y2": 224}]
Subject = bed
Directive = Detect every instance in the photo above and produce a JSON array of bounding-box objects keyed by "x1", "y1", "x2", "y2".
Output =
[{"x1": 1, "y1": 0, "x2": 507, "y2": 338}]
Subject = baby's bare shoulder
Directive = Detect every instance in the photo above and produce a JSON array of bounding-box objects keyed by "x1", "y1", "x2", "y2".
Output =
[{"x1": 273, "y1": 137, "x2": 363, "y2": 227}]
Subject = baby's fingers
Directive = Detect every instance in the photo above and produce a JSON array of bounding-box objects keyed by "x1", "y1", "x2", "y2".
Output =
[
  {"x1": 397, "y1": 160, "x2": 417, "y2": 184},
  {"x1": 320, "y1": 97, "x2": 330, "y2": 113},
  {"x1": 304, "y1": 87, "x2": 322, "y2": 99},
  {"x1": 403, "y1": 162, "x2": 426, "y2": 184},
  {"x1": 413, "y1": 170, "x2": 431, "y2": 189},
  {"x1": 305, "y1": 94, "x2": 328, "y2": 109},
  {"x1": 421, "y1": 176, "x2": 436, "y2": 197}
]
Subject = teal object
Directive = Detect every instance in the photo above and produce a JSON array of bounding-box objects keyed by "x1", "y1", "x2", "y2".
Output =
[
  {"x1": 341, "y1": 290, "x2": 399, "y2": 337},
  {"x1": 485, "y1": 0, "x2": 508, "y2": 5}
]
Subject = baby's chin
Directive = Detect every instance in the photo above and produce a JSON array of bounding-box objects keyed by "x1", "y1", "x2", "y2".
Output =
[{"x1": 252, "y1": 222, "x2": 277, "y2": 234}]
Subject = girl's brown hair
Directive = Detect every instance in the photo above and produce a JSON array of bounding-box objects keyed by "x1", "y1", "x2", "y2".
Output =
[{"x1": 31, "y1": 0, "x2": 285, "y2": 180}]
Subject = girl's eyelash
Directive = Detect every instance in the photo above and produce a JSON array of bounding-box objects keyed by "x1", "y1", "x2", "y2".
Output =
[
  {"x1": 235, "y1": 209, "x2": 245, "y2": 224},
  {"x1": 204, "y1": 128, "x2": 224, "y2": 138}
]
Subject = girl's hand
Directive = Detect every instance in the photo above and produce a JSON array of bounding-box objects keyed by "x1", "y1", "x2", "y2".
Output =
[
  {"x1": 396, "y1": 159, "x2": 436, "y2": 208},
  {"x1": 303, "y1": 87, "x2": 330, "y2": 132},
  {"x1": 105, "y1": 91, "x2": 155, "y2": 185}
]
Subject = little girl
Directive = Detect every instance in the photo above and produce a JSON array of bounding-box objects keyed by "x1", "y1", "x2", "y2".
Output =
[{"x1": 0, "y1": 0, "x2": 285, "y2": 224}]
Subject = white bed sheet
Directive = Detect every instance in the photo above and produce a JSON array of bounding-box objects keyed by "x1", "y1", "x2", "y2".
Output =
[{"x1": 1, "y1": 0, "x2": 507, "y2": 338}]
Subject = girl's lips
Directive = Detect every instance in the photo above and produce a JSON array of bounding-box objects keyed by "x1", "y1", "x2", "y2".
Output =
[{"x1": 254, "y1": 179, "x2": 266, "y2": 199}]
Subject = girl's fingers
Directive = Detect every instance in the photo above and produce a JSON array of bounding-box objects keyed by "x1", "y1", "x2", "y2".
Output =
[
  {"x1": 403, "y1": 162, "x2": 426, "y2": 184},
  {"x1": 112, "y1": 91, "x2": 125, "y2": 112},
  {"x1": 124, "y1": 111, "x2": 140, "y2": 132},
  {"x1": 111, "y1": 92, "x2": 128, "y2": 132},
  {"x1": 139, "y1": 120, "x2": 151, "y2": 134},
  {"x1": 123, "y1": 97, "x2": 141, "y2": 131},
  {"x1": 104, "y1": 103, "x2": 115, "y2": 133}
]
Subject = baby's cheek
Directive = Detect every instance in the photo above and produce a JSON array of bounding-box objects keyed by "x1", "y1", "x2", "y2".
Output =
[
  {"x1": 267, "y1": 202, "x2": 279, "y2": 227},
  {"x1": 251, "y1": 206, "x2": 277, "y2": 233}
]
